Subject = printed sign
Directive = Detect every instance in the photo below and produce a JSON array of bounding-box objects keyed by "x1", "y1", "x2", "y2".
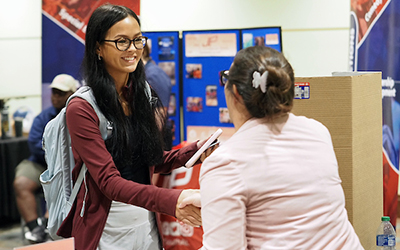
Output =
[
  {"x1": 294, "y1": 82, "x2": 310, "y2": 99},
  {"x1": 350, "y1": 0, "x2": 400, "y2": 225},
  {"x1": 185, "y1": 33, "x2": 237, "y2": 57}
]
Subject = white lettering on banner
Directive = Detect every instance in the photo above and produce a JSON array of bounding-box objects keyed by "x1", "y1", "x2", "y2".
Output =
[
  {"x1": 169, "y1": 167, "x2": 193, "y2": 188},
  {"x1": 382, "y1": 88, "x2": 396, "y2": 98},
  {"x1": 164, "y1": 238, "x2": 190, "y2": 246},
  {"x1": 162, "y1": 221, "x2": 194, "y2": 237},
  {"x1": 382, "y1": 77, "x2": 395, "y2": 89},
  {"x1": 365, "y1": 0, "x2": 383, "y2": 22},
  {"x1": 59, "y1": 8, "x2": 84, "y2": 30},
  {"x1": 81, "y1": 25, "x2": 87, "y2": 34},
  {"x1": 349, "y1": 27, "x2": 355, "y2": 70},
  {"x1": 382, "y1": 77, "x2": 396, "y2": 98}
]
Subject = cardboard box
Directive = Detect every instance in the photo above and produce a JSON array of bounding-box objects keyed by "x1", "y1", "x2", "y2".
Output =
[{"x1": 292, "y1": 72, "x2": 382, "y2": 250}]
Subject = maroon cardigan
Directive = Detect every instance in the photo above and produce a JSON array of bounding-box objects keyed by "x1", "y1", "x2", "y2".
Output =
[{"x1": 58, "y1": 98, "x2": 199, "y2": 250}]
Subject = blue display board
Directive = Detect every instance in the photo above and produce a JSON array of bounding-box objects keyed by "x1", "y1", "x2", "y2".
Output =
[
  {"x1": 142, "y1": 31, "x2": 181, "y2": 146},
  {"x1": 182, "y1": 27, "x2": 283, "y2": 141},
  {"x1": 182, "y1": 30, "x2": 240, "y2": 140},
  {"x1": 241, "y1": 27, "x2": 282, "y2": 52}
]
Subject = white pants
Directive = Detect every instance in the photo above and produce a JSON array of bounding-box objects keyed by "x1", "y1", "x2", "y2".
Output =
[{"x1": 97, "y1": 201, "x2": 160, "y2": 250}]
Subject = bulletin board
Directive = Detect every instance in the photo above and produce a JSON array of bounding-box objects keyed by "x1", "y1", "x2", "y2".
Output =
[
  {"x1": 181, "y1": 27, "x2": 283, "y2": 141},
  {"x1": 142, "y1": 31, "x2": 181, "y2": 146},
  {"x1": 241, "y1": 27, "x2": 283, "y2": 52},
  {"x1": 182, "y1": 29, "x2": 240, "y2": 141}
]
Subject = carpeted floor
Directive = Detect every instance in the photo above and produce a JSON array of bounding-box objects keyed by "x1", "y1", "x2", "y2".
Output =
[{"x1": 2, "y1": 219, "x2": 400, "y2": 249}]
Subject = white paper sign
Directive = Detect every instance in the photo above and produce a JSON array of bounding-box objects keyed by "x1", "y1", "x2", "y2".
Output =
[{"x1": 185, "y1": 33, "x2": 237, "y2": 57}]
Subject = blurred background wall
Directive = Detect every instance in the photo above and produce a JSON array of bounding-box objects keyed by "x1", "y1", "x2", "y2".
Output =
[{"x1": 0, "y1": 0, "x2": 350, "y2": 118}]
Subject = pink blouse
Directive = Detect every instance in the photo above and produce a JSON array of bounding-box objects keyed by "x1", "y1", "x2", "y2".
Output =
[{"x1": 199, "y1": 114, "x2": 364, "y2": 250}]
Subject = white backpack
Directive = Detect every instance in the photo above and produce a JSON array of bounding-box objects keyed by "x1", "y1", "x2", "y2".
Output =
[{"x1": 39, "y1": 86, "x2": 112, "y2": 240}]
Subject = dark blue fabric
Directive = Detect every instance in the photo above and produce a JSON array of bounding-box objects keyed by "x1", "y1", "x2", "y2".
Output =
[
  {"x1": 383, "y1": 124, "x2": 399, "y2": 170},
  {"x1": 42, "y1": 15, "x2": 84, "y2": 83},
  {"x1": 27, "y1": 106, "x2": 60, "y2": 166},
  {"x1": 144, "y1": 59, "x2": 172, "y2": 107},
  {"x1": 357, "y1": 0, "x2": 400, "y2": 80}
]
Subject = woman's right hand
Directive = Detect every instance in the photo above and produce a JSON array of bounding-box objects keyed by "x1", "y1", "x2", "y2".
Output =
[
  {"x1": 197, "y1": 138, "x2": 220, "y2": 163},
  {"x1": 175, "y1": 189, "x2": 201, "y2": 227}
]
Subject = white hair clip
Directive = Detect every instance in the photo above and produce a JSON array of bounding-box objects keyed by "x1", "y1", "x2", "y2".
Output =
[{"x1": 252, "y1": 70, "x2": 268, "y2": 93}]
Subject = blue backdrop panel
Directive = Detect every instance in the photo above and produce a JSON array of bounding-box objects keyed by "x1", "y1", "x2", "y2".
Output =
[
  {"x1": 42, "y1": 14, "x2": 85, "y2": 110},
  {"x1": 42, "y1": 15, "x2": 85, "y2": 84},
  {"x1": 350, "y1": 0, "x2": 400, "y2": 225},
  {"x1": 142, "y1": 31, "x2": 181, "y2": 146},
  {"x1": 182, "y1": 30, "x2": 240, "y2": 140}
]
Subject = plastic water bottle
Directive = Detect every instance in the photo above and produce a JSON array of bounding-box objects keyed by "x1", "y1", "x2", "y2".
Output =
[
  {"x1": 1, "y1": 106, "x2": 10, "y2": 139},
  {"x1": 376, "y1": 216, "x2": 396, "y2": 250}
]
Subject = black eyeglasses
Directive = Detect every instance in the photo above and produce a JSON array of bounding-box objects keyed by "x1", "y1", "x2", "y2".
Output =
[
  {"x1": 103, "y1": 36, "x2": 148, "y2": 51},
  {"x1": 219, "y1": 70, "x2": 229, "y2": 86}
]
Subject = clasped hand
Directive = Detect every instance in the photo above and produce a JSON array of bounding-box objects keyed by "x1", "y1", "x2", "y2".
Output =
[
  {"x1": 175, "y1": 189, "x2": 201, "y2": 227},
  {"x1": 175, "y1": 138, "x2": 219, "y2": 227}
]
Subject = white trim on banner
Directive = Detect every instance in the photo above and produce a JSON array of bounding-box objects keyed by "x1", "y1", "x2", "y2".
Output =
[
  {"x1": 357, "y1": 0, "x2": 392, "y2": 49},
  {"x1": 42, "y1": 11, "x2": 85, "y2": 45}
]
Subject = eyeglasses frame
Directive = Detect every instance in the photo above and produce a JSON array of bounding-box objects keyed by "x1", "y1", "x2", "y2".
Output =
[
  {"x1": 219, "y1": 70, "x2": 229, "y2": 86},
  {"x1": 103, "y1": 36, "x2": 148, "y2": 51}
]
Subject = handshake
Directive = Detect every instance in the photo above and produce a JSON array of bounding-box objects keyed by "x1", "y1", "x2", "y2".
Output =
[
  {"x1": 175, "y1": 189, "x2": 202, "y2": 227},
  {"x1": 174, "y1": 129, "x2": 221, "y2": 227}
]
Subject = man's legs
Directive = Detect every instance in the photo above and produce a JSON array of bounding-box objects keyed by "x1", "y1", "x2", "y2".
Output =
[
  {"x1": 14, "y1": 175, "x2": 38, "y2": 222},
  {"x1": 13, "y1": 159, "x2": 48, "y2": 243}
]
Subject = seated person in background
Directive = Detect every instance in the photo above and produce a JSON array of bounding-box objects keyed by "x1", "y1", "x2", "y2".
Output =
[
  {"x1": 142, "y1": 41, "x2": 173, "y2": 150},
  {"x1": 13, "y1": 74, "x2": 78, "y2": 243},
  {"x1": 199, "y1": 46, "x2": 364, "y2": 249}
]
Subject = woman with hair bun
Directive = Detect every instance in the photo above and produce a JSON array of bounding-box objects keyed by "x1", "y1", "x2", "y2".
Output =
[{"x1": 199, "y1": 46, "x2": 364, "y2": 249}]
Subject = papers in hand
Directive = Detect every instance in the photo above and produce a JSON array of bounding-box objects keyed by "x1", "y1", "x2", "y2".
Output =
[{"x1": 185, "y1": 128, "x2": 222, "y2": 168}]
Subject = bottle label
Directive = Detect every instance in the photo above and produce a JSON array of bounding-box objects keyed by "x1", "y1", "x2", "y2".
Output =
[{"x1": 377, "y1": 234, "x2": 396, "y2": 246}]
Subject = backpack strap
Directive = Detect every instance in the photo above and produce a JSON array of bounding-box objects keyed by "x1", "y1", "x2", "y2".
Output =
[
  {"x1": 65, "y1": 84, "x2": 151, "y2": 217},
  {"x1": 66, "y1": 163, "x2": 87, "y2": 217},
  {"x1": 66, "y1": 86, "x2": 112, "y2": 140},
  {"x1": 144, "y1": 80, "x2": 152, "y2": 101},
  {"x1": 69, "y1": 164, "x2": 86, "y2": 203},
  {"x1": 64, "y1": 86, "x2": 111, "y2": 218}
]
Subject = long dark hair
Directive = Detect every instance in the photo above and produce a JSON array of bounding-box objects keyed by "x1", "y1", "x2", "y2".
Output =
[{"x1": 82, "y1": 4, "x2": 164, "y2": 169}]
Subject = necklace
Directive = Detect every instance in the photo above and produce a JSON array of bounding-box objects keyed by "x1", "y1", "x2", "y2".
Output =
[{"x1": 119, "y1": 94, "x2": 130, "y2": 116}]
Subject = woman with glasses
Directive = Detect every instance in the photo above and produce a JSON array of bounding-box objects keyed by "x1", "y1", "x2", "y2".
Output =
[
  {"x1": 200, "y1": 46, "x2": 364, "y2": 250},
  {"x1": 57, "y1": 4, "x2": 209, "y2": 250}
]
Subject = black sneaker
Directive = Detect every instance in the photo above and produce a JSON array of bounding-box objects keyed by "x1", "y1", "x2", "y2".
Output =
[
  {"x1": 24, "y1": 217, "x2": 48, "y2": 243},
  {"x1": 25, "y1": 225, "x2": 46, "y2": 243}
]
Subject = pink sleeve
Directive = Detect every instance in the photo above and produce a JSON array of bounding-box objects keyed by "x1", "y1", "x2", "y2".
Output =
[{"x1": 199, "y1": 153, "x2": 248, "y2": 249}]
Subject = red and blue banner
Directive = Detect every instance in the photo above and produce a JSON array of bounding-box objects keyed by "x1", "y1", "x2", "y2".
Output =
[
  {"x1": 41, "y1": 0, "x2": 140, "y2": 110},
  {"x1": 350, "y1": 0, "x2": 400, "y2": 226}
]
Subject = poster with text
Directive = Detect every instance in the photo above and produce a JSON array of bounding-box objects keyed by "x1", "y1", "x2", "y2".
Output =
[{"x1": 350, "y1": 0, "x2": 400, "y2": 226}]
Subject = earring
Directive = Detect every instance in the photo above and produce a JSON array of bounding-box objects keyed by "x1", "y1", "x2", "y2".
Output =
[{"x1": 98, "y1": 54, "x2": 101, "y2": 60}]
